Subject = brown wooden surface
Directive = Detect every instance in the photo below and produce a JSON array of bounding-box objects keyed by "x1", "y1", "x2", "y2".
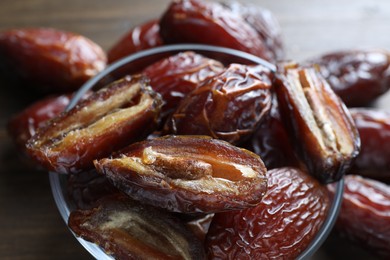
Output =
[{"x1": 0, "y1": 0, "x2": 389, "y2": 259}]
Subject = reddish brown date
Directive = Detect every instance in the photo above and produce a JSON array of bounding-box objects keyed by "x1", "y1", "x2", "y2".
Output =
[
  {"x1": 275, "y1": 62, "x2": 360, "y2": 183},
  {"x1": 223, "y1": 1, "x2": 284, "y2": 62},
  {"x1": 0, "y1": 28, "x2": 107, "y2": 93},
  {"x1": 242, "y1": 95, "x2": 300, "y2": 169},
  {"x1": 67, "y1": 170, "x2": 119, "y2": 210},
  {"x1": 349, "y1": 108, "x2": 390, "y2": 182},
  {"x1": 143, "y1": 51, "x2": 224, "y2": 117},
  {"x1": 107, "y1": 19, "x2": 163, "y2": 63},
  {"x1": 7, "y1": 91, "x2": 92, "y2": 153},
  {"x1": 159, "y1": 0, "x2": 272, "y2": 61},
  {"x1": 328, "y1": 175, "x2": 390, "y2": 258},
  {"x1": 94, "y1": 135, "x2": 268, "y2": 214},
  {"x1": 164, "y1": 63, "x2": 273, "y2": 145},
  {"x1": 205, "y1": 167, "x2": 330, "y2": 259},
  {"x1": 305, "y1": 49, "x2": 390, "y2": 106},
  {"x1": 68, "y1": 194, "x2": 206, "y2": 260},
  {"x1": 26, "y1": 75, "x2": 163, "y2": 174},
  {"x1": 7, "y1": 94, "x2": 72, "y2": 152}
]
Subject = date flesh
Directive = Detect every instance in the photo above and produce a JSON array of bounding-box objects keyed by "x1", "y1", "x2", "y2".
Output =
[
  {"x1": 275, "y1": 62, "x2": 360, "y2": 183},
  {"x1": 143, "y1": 51, "x2": 224, "y2": 117},
  {"x1": 68, "y1": 194, "x2": 206, "y2": 260},
  {"x1": 205, "y1": 167, "x2": 330, "y2": 259},
  {"x1": 164, "y1": 63, "x2": 273, "y2": 145},
  {"x1": 107, "y1": 19, "x2": 163, "y2": 63},
  {"x1": 0, "y1": 28, "x2": 107, "y2": 93},
  {"x1": 328, "y1": 175, "x2": 390, "y2": 258},
  {"x1": 26, "y1": 75, "x2": 163, "y2": 174},
  {"x1": 305, "y1": 49, "x2": 390, "y2": 106},
  {"x1": 159, "y1": 0, "x2": 272, "y2": 61},
  {"x1": 94, "y1": 135, "x2": 268, "y2": 213},
  {"x1": 349, "y1": 108, "x2": 390, "y2": 182}
]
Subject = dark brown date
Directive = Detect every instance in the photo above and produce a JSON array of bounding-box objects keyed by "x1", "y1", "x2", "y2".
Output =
[
  {"x1": 26, "y1": 75, "x2": 163, "y2": 174},
  {"x1": 143, "y1": 51, "x2": 224, "y2": 117},
  {"x1": 94, "y1": 135, "x2": 268, "y2": 214},
  {"x1": 205, "y1": 167, "x2": 330, "y2": 259},
  {"x1": 349, "y1": 108, "x2": 390, "y2": 182},
  {"x1": 164, "y1": 63, "x2": 273, "y2": 145},
  {"x1": 184, "y1": 214, "x2": 214, "y2": 243},
  {"x1": 328, "y1": 175, "x2": 390, "y2": 258},
  {"x1": 305, "y1": 49, "x2": 390, "y2": 106},
  {"x1": 68, "y1": 194, "x2": 206, "y2": 260},
  {"x1": 275, "y1": 62, "x2": 360, "y2": 183},
  {"x1": 0, "y1": 28, "x2": 107, "y2": 93},
  {"x1": 159, "y1": 0, "x2": 272, "y2": 61},
  {"x1": 223, "y1": 1, "x2": 284, "y2": 62},
  {"x1": 67, "y1": 169, "x2": 119, "y2": 210},
  {"x1": 242, "y1": 94, "x2": 300, "y2": 169},
  {"x1": 107, "y1": 19, "x2": 163, "y2": 63}
]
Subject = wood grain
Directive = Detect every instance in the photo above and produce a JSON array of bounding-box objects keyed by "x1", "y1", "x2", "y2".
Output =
[{"x1": 0, "y1": 0, "x2": 388, "y2": 259}]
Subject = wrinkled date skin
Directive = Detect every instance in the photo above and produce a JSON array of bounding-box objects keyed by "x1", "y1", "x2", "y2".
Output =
[
  {"x1": 223, "y1": 1, "x2": 284, "y2": 62},
  {"x1": 275, "y1": 62, "x2": 360, "y2": 183},
  {"x1": 68, "y1": 194, "x2": 206, "y2": 260},
  {"x1": 305, "y1": 49, "x2": 390, "y2": 107},
  {"x1": 0, "y1": 28, "x2": 107, "y2": 93},
  {"x1": 242, "y1": 95, "x2": 300, "y2": 169},
  {"x1": 107, "y1": 19, "x2": 163, "y2": 63},
  {"x1": 94, "y1": 135, "x2": 268, "y2": 214},
  {"x1": 165, "y1": 63, "x2": 273, "y2": 145},
  {"x1": 67, "y1": 169, "x2": 119, "y2": 210},
  {"x1": 205, "y1": 167, "x2": 330, "y2": 259},
  {"x1": 159, "y1": 0, "x2": 272, "y2": 61},
  {"x1": 328, "y1": 175, "x2": 390, "y2": 258},
  {"x1": 143, "y1": 51, "x2": 224, "y2": 117},
  {"x1": 349, "y1": 108, "x2": 390, "y2": 182},
  {"x1": 26, "y1": 75, "x2": 163, "y2": 174}
]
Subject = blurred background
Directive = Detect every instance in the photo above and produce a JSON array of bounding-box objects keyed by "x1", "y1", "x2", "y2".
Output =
[{"x1": 0, "y1": 0, "x2": 389, "y2": 259}]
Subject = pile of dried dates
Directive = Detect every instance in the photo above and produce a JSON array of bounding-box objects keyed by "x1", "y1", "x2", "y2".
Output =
[{"x1": 2, "y1": 0, "x2": 390, "y2": 259}]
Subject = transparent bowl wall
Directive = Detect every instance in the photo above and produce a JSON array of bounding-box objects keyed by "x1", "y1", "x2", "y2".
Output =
[{"x1": 49, "y1": 44, "x2": 344, "y2": 260}]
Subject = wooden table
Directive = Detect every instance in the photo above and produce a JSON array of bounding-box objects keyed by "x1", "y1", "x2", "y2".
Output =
[{"x1": 1, "y1": 0, "x2": 389, "y2": 259}]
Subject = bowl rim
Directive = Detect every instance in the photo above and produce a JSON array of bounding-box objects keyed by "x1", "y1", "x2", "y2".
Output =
[{"x1": 49, "y1": 43, "x2": 344, "y2": 260}]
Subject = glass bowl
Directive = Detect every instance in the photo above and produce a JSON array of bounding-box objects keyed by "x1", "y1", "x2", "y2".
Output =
[{"x1": 49, "y1": 44, "x2": 344, "y2": 260}]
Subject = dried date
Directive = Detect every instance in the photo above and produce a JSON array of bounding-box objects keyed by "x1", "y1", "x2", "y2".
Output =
[
  {"x1": 67, "y1": 169, "x2": 119, "y2": 210},
  {"x1": 242, "y1": 94, "x2": 300, "y2": 169},
  {"x1": 94, "y1": 135, "x2": 268, "y2": 213},
  {"x1": 328, "y1": 175, "x2": 390, "y2": 258},
  {"x1": 108, "y1": 19, "x2": 163, "y2": 63},
  {"x1": 223, "y1": 1, "x2": 284, "y2": 61},
  {"x1": 7, "y1": 94, "x2": 72, "y2": 152},
  {"x1": 349, "y1": 108, "x2": 390, "y2": 182},
  {"x1": 205, "y1": 167, "x2": 330, "y2": 259},
  {"x1": 143, "y1": 51, "x2": 224, "y2": 117},
  {"x1": 68, "y1": 194, "x2": 206, "y2": 259},
  {"x1": 26, "y1": 75, "x2": 163, "y2": 174},
  {"x1": 305, "y1": 49, "x2": 390, "y2": 106},
  {"x1": 164, "y1": 63, "x2": 273, "y2": 145},
  {"x1": 159, "y1": 0, "x2": 272, "y2": 61},
  {"x1": 275, "y1": 62, "x2": 360, "y2": 183},
  {"x1": 7, "y1": 91, "x2": 92, "y2": 153},
  {"x1": 0, "y1": 28, "x2": 107, "y2": 93}
]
